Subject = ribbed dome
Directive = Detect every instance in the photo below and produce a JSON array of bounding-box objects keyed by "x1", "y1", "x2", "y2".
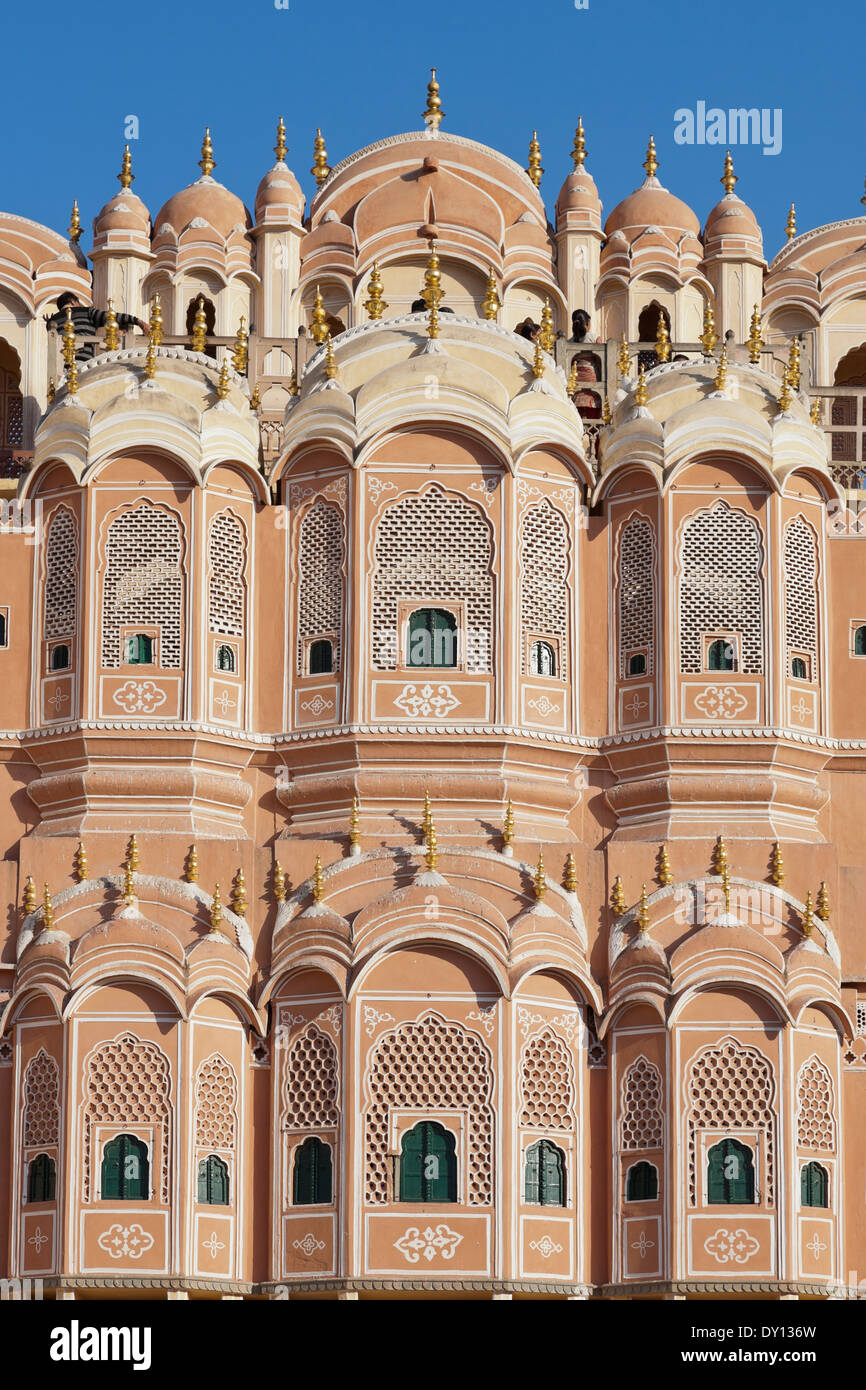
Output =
[
  {"x1": 556, "y1": 167, "x2": 602, "y2": 220},
  {"x1": 604, "y1": 175, "x2": 700, "y2": 240},
  {"x1": 93, "y1": 190, "x2": 151, "y2": 237},
  {"x1": 254, "y1": 160, "x2": 305, "y2": 224},
  {"x1": 153, "y1": 176, "x2": 252, "y2": 238},
  {"x1": 704, "y1": 192, "x2": 761, "y2": 241}
]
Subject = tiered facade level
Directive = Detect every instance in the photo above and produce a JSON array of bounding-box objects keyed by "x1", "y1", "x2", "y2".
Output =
[{"x1": 1, "y1": 96, "x2": 866, "y2": 1301}]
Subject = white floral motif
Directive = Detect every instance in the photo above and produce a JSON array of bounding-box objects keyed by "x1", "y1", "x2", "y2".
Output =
[
  {"x1": 703, "y1": 1227, "x2": 760, "y2": 1265},
  {"x1": 806, "y1": 1231, "x2": 828, "y2": 1262},
  {"x1": 213, "y1": 689, "x2": 236, "y2": 716},
  {"x1": 324, "y1": 477, "x2": 348, "y2": 505},
  {"x1": 624, "y1": 693, "x2": 648, "y2": 718},
  {"x1": 469, "y1": 477, "x2": 499, "y2": 508},
  {"x1": 290, "y1": 485, "x2": 315, "y2": 507},
  {"x1": 202, "y1": 1231, "x2": 225, "y2": 1259},
  {"x1": 790, "y1": 695, "x2": 811, "y2": 724},
  {"x1": 529, "y1": 1235, "x2": 562, "y2": 1259},
  {"x1": 631, "y1": 1231, "x2": 655, "y2": 1259},
  {"x1": 367, "y1": 476, "x2": 396, "y2": 506},
  {"x1": 318, "y1": 1004, "x2": 343, "y2": 1035},
  {"x1": 112, "y1": 680, "x2": 167, "y2": 715},
  {"x1": 694, "y1": 685, "x2": 749, "y2": 720},
  {"x1": 394, "y1": 1224, "x2": 463, "y2": 1264},
  {"x1": 363, "y1": 1005, "x2": 394, "y2": 1037},
  {"x1": 97, "y1": 1224, "x2": 155, "y2": 1260},
  {"x1": 27, "y1": 1227, "x2": 49, "y2": 1253},
  {"x1": 293, "y1": 1233, "x2": 326, "y2": 1257},
  {"x1": 394, "y1": 683, "x2": 459, "y2": 719},
  {"x1": 527, "y1": 695, "x2": 560, "y2": 718},
  {"x1": 517, "y1": 1006, "x2": 546, "y2": 1039},
  {"x1": 468, "y1": 1003, "x2": 497, "y2": 1037},
  {"x1": 301, "y1": 694, "x2": 333, "y2": 717},
  {"x1": 46, "y1": 686, "x2": 69, "y2": 713}
]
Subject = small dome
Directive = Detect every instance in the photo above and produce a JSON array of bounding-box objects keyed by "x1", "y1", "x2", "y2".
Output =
[
  {"x1": 605, "y1": 175, "x2": 700, "y2": 240},
  {"x1": 254, "y1": 160, "x2": 305, "y2": 224},
  {"x1": 556, "y1": 167, "x2": 602, "y2": 221},
  {"x1": 153, "y1": 176, "x2": 252, "y2": 238},
  {"x1": 704, "y1": 192, "x2": 761, "y2": 242},
  {"x1": 93, "y1": 190, "x2": 151, "y2": 237}
]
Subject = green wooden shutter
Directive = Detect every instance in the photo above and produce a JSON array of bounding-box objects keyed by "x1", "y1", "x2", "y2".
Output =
[
  {"x1": 707, "y1": 1138, "x2": 754, "y2": 1204},
  {"x1": 101, "y1": 1136, "x2": 123, "y2": 1199},
  {"x1": 801, "y1": 1161, "x2": 827, "y2": 1208},
  {"x1": 539, "y1": 1141, "x2": 565, "y2": 1206},
  {"x1": 626, "y1": 1160, "x2": 657, "y2": 1202},
  {"x1": 121, "y1": 1135, "x2": 149, "y2": 1200},
  {"x1": 293, "y1": 1137, "x2": 332, "y2": 1205},
  {"x1": 399, "y1": 1124, "x2": 426, "y2": 1201},
  {"x1": 28, "y1": 1153, "x2": 55, "y2": 1202},
  {"x1": 400, "y1": 1122, "x2": 456, "y2": 1201},
  {"x1": 199, "y1": 1154, "x2": 230, "y2": 1205},
  {"x1": 524, "y1": 1142, "x2": 541, "y2": 1203}
]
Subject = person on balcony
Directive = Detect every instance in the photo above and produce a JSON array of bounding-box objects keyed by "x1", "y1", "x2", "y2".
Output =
[{"x1": 45, "y1": 292, "x2": 149, "y2": 362}]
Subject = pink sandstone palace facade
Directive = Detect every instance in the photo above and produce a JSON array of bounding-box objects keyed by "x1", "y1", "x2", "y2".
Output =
[{"x1": 1, "y1": 79, "x2": 866, "y2": 1301}]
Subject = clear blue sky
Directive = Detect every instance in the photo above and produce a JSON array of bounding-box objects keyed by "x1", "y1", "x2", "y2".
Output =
[{"x1": 3, "y1": 0, "x2": 863, "y2": 258}]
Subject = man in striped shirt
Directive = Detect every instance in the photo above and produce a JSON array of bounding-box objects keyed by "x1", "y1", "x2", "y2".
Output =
[{"x1": 45, "y1": 292, "x2": 149, "y2": 362}]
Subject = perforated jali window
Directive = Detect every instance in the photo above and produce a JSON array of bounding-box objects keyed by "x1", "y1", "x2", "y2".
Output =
[
  {"x1": 686, "y1": 1038, "x2": 775, "y2": 1205},
  {"x1": 208, "y1": 511, "x2": 246, "y2": 638},
  {"x1": 82, "y1": 1033, "x2": 171, "y2": 1203},
  {"x1": 620, "y1": 1055, "x2": 664, "y2": 1150},
  {"x1": 679, "y1": 501, "x2": 764, "y2": 674},
  {"x1": 618, "y1": 515, "x2": 655, "y2": 677},
  {"x1": 194, "y1": 1054, "x2": 238, "y2": 1150},
  {"x1": 23, "y1": 1049, "x2": 60, "y2": 1147},
  {"x1": 284, "y1": 1026, "x2": 339, "y2": 1129},
  {"x1": 796, "y1": 1056, "x2": 835, "y2": 1151},
  {"x1": 365, "y1": 1014, "x2": 493, "y2": 1205},
  {"x1": 520, "y1": 502, "x2": 569, "y2": 679},
  {"x1": 101, "y1": 505, "x2": 183, "y2": 668},
  {"x1": 371, "y1": 487, "x2": 493, "y2": 672},
  {"x1": 44, "y1": 507, "x2": 77, "y2": 639},
  {"x1": 519, "y1": 1029, "x2": 575, "y2": 1130},
  {"x1": 784, "y1": 517, "x2": 818, "y2": 676},
  {"x1": 297, "y1": 501, "x2": 344, "y2": 674}
]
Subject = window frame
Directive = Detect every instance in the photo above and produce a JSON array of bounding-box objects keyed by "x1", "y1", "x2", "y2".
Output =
[
  {"x1": 26, "y1": 1151, "x2": 57, "y2": 1204},
  {"x1": 625, "y1": 647, "x2": 648, "y2": 678},
  {"x1": 0, "y1": 605, "x2": 8, "y2": 649},
  {"x1": 197, "y1": 1153, "x2": 231, "y2": 1206},
  {"x1": 800, "y1": 1160, "x2": 830, "y2": 1210},
  {"x1": 704, "y1": 1135, "x2": 757, "y2": 1206},
  {"x1": 48, "y1": 641, "x2": 71, "y2": 671},
  {"x1": 524, "y1": 1138, "x2": 567, "y2": 1207},
  {"x1": 99, "y1": 1132, "x2": 151, "y2": 1202},
  {"x1": 527, "y1": 635, "x2": 561, "y2": 679},
  {"x1": 398, "y1": 1119, "x2": 458, "y2": 1203},
  {"x1": 214, "y1": 641, "x2": 238, "y2": 674},
  {"x1": 703, "y1": 633, "x2": 740, "y2": 673},
  {"x1": 291, "y1": 1135, "x2": 334, "y2": 1207},
  {"x1": 398, "y1": 601, "x2": 464, "y2": 673},
  {"x1": 301, "y1": 631, "x2": 338, "y2": 678},
  {"x1": 851, "y1": 622, "x2": 866, "y2": 658},
  {"x1": 624, "y1": 1158, "x2": 659, "y2": 1203},
  {"x1": 120, "y1": 625, "x2": 159, "y2": 669}
]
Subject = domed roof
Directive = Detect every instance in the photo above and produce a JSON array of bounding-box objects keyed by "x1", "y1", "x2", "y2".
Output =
[
  {"x1": 154, "y1": 176, "x2": 252, "y2": 238},
  {"x1": 254, "y1": 161, "x2": 305, "y2": 223},
  {"x1": 94, "y1": 190, "x2": 151, "y2": 237},
  {"x1": 555, "y1": 123, "x2": 602, "y2": 226},
  {"x1": 604, "y1": 139, "x2": 699, "y2": 240},
  {"x1": 703, "y1": 155, "x2": 762, "y2": 251}
]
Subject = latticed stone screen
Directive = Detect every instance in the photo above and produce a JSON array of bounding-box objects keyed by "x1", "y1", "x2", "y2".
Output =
[
  {"x1": 297, "y1": 501, "x2": 344, "y2": 673},
  {"x1": 101, "y1": 505, "x2": 184, "y2": 668},
  {"x1": 678, "y1": 502, "x2": 764, "y2": 673},
  {"x1": 23, "y1": 1049, "x2": 60, "y2": 1147},
  {"x1": 43, "y1": 507, "x2": 77, "y2": 639},
  {"x1": 207, "y1": 511, "x2": 246, "y2": 638},
  {"x1": 194, "y1": 1054, "x2": 238, "y2": 1149},
  {"x1": 520, "y1": 502, "x2": 569, "y2": 679},
  {"x1": 796, "y1": 1057, "x2": 835, "y2": 1150},
  {"x1": 364, "y1": 1014, "x2": 493, "y2": 1204},
  {"x1": 82, "y1": 1033, "x2": 172, "y2": 1202},
  {"x1": 620, "y1": 1055, "x2": 664, "y2": 1150},
  {"x1": 284, "y1": 1026, "x2": 339, "y2": 1129},
  {"x1": 784, "y1": 517, "x2": 818, "y2": 675},
  {"x1": 371, "y1": 487, "x2": 493, "y2": 672},
  {"x1": 618, "y1": 515, "x2": 655, "y2": 677},
  {"x1": 519, "y1": 1029, "x2": 575, "y2": 1129},
  {"x1": 686, "y1": 1038, "x2": 775, "y2": 1204}
]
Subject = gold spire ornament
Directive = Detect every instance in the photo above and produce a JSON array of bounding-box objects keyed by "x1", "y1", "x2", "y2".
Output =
[
  {"x1": 47, "y1": 378, "x2": 56, "y2": 405},
  {"x1": 778, "y1": 369, "x2": 793, "y2": 413},
  {"x1": 250, "y1": 383, "x2": 261, "y2": 411},
  {"x1": 770, "y1": 841, "x2": 785, "y2": 886},
  {"x1": 700, "y1": 303, "x2": 718, "y2": 356},
  {"x1": 119, "y1": 144, "x2": 134, "y2": 189},
  {"x1": 364, "y1": 263, "x2": 388, "y2": 320},
  {"x1": 288, "y1": 366, "x2": 299, "y2": 396},
  {"x1": 231, "y1": 868, "x2": 247, "y2": 918},
  {"x1": 199, "y1": 127, "x2": 216, "y2": 178},
  {"x1": 185, "y1": 844, "x2": 198, "y2": 883},
  {"x1": 538, "y1": 299, "x2": 555, "y2": 353},
  {"x1": 655, "y1": 311, "x2": 671, "y2": 363},
  {"x1": 323, "y1": 335, "x2": 338, "y2": 379},
  {"x1": 273, "y1": 861, "x2": 286, "y2": 903},
  {"x1": 126, "y1": 835, "x2": 140, "y2": 872},
  {"x1": 421, "y1": 240, "x2": 443, "y2": 311},
  {"x1": 566, "y1": 357, "x2": 579, "y2": 395},
  {"x1": 274, "y1": 116, "x2": 287, "y2": 164},
  {"x1": 143, "y1": 337, "x2": 157, "y2": 381},
  {"x1": 150, "y1": 293, "x2": 164, "y2": 346},
  {"x1": 633, "y1": 367, "x2": 648, "y2": 407},
  {"x1": 311, "y1": 128, "x2": 330, "y2": 187},
  {"x1": 602, "y1": 396, "x2": 612, "y2": 425},
  {"x1": 611, "y1": 876, "x2": 626, "y2": 916},
  {"x1": 74, "y1": 841, "x2": 88, "y2": 882},
  {"x1": 571, "y1": 117, "x2": 586, "y2": 170},
  {"x1": 311, "y1": 857, "x2": 325, "y2": 904},
  {"x1": 122, "y1": 863, "x2": 136, "y2": 907},
  {"x1": 531, "y1": 336, "x2": 545, "y2": 379},
  {"x1": 61, "y1": 306, "x2": 77, "y2": 368},
  {"x1": 643, "y1": 135, "x2": 658, "y2": 179},
  {"x1": 658, "y1": 843, "x2": 673, "y2": 887},
  {"x1": 721, "y1": 150, "x2": 737, "y2": 195},
  {"x1": 564, "y1": 852, "x2": 578, "y2": 893},
  {"x1": 68, "y1": 200, "x2": 81, "y2": 244},
  {"x1": 215, "y1": 357, "x2": 231, "y2": 399},
  {"x1": 747, "y1": 303, "x2": 763, "y2": 364},
  {"x1": 349, "y1": 796, "x2": 360, "y2": 852},
  {"x1": 191, "y1": 295, "x2": 208, "y2": 352},
  {"x1": 816, "y1": 881, "x2": 831, "y2": 922},
  {"x1": 422, "y1": 790, "x2": 433, "y2": 839},
  {"x1": 65, "y1": 358, "x2": 79, "y2": 396},
  {"x1": 422, "y1": 67, "x2": 444, "y2": 131},
  {"x1": 714, "y1": 343, "x2": 728, "y2": 392},
  {"x1": 42, "y1": 883, "x2": 55, "y2": 932},
  {"x1": 527, "y1": 131, "x2": 543, "y2": 188},
  {"x1": 533, "y1": 850, "x2": 547, "y2": 902},
  {"x1": 618, "y1": 333, "x2": 631, "y2": 379},
  {"x1": 637, "y1": 882, "x2": 650, "y2": 932},
  {"x1": 481, "y1": 267, "x2": 500, "y2": 321},
  {"x1": 232, "y1": 316, "x2": 249, "y2": 373},
  {"x1": 802, "y1": 890, "x2": 815, "y2": 937},
  {"x1": 424, "y1": 816, "x2": 439, "y2": 872},
  {"x1": 810, "y1": 397, "x2": 822, "y2": 425},
  {"x1": 104, "y1": 301, "x2": 119, "y2": 352},
  {"x1": 310, "y1": 285, "x2": 328, "y2": 344},
  {"x1": 712, "y1": 834, "x2": 728, "y2": 875},
  {"x1": 209, "y1": 883, "x2": 223, "y2": 933},
  {"x1": 787, "y1": 336, "x2": 801, "y2": 392},
  {"x1": 721, "y1": 863, "x2": 732, "y2": 914},
  {"x1": 23, "y1": 876, "x2": 36, "y2": 914},
  {"x1": 502, "y1": 798, "x2": 515, "y2": 853},
  {"x1": 785, "y1": 202, "x2": 796, "y2": 241}
]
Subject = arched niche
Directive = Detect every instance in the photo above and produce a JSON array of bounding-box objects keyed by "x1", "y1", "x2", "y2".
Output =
[{"x1": 360, "y1": 944, "x2": 499, "y2": 997}]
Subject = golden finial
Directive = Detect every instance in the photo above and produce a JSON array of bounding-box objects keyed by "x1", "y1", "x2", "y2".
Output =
[
  {"x1": 531, "y1": 336, "x2": 545, "y2": 379},
  {"x1": 422, "y1": 790, "x2": 433, "y2": 838},
  {"x1": 349, "y1": 795, "x2": 360, "y2": 852},
  {"x1": 779, "y1": 369, "x2": 793, "y2": 413},
  {"x1": 721, "y1": 863, "x2": 732, "y2": 914},
  {"x1": 185, "y1": 844, "x2": 198, "y2": 883},
  {"x1": 311, "y1": 857, "x2": 325, "y2": 904},
  {"x1": 215, "y1": 357, "x2": 231, "y2": 399},
  {"x1": 143, "y1": 337, "x2": 157, "y2": 381},
  {"x1": 199, "y1": 127, "x2": 216, "y2": 178},
  {"x1": 657, "y1": 843, "x2": 673, "y2": 887},
  {"x1": 816, "y1": 881, "x2": 830, "y2": 921},
  {"x1": 481, "y1": 267, "x2": 500, "y2": 320},
  {"x1": 643, "y1": 135, "x2": 658, "y2": 179},
  {"x1": 65, "y1": 358, "x2": 79, "y2": 396},
  {"x1": 103, "y1": 300, "x2": 119, "y2": 352},
  {"x1": 602, "y1": 396, "x2": 612, "y2": 425},
  {"x1": 191, "y1": 295, "x2": 208, "y2": 353},
  {"x1": 47, "y1": 378, "x2": 56, "y2": 404},
  {"x1": 770, "y1": 840, "x2": 785, "y2": 886},
  {"x1": 538, "y1": 299, "x2": 555, "y2": 353},
  {"x1": 74, "y1": 841, "x2": 88, "y2": 882},
  {"x1": 424, "y1": 815, "x2": 439, "y2": 872},
  {"x1": 118, "y1": 144, "x2": 134, "y2": 189},
  {"x1": 42, "y1": 883, "x2": 55, "y2": 932},
  {"x1": 637, "y1": 882, "x2": 650, "y2": 932},
  {"x1": 311, "y1": 128, "x2": 330, "y2": 187},
  {"x1": 421, "y1": 240, "x2": 443, "y2": 311},
  {"x1": 785, "y1": 202, "x2": 796, "y2": 241},
  {"x1": 802, "y1": 890, "x2": 814, "y2": 938},
  {"x1": 712, "y1": 834, "x2": 728, "y2": 875},
  {"x1": 364, "y1": 262, "x2": 388, "y2": 320},
  {"x1": 655, "y1": 311, "x2": 671, "y2": 363},
  {"x1": 617, "y1": 333, "x2": 630, "y2": 379},
  {"x1": 274, "y1": 116, "x2": 287, "y2": 164},
  {"x1": 571, "y1": 117, "x2": 586, "y2": 170},
  {"x1": 288, "y1": 366, "x2": 299, "y2": 396},
  {"x1": 61, "y1": 306, "x2": 77, "y2": 368},
  {"x1": 611, "y1": 875, "x2": 626, "y2": 916},
  {"x1": 150, "y1": 293, "x2": 164, "y2": 347},
  {"x1": 231, "y1": 868, "x2": 246, "y2": 918},
  {"x1": 721, "y1": 150, "x2": 737, "y2": 195},
  {"x1": 714, "y1": 343, "x2": 728, "y2": 392},
  {"x1": 527, "y1": 131, "x2": 543, "y2": 188},
  {"x1": 422, "y1": 67, "x2": 444, "y2": 131},
  {"x1": 787, "y1": 336, "x2": 801, "y2": 392},
  {"x1": 810, "y1": 397, "x2": 821, "y2": 425},
  {"x1": 250, "y1": 383, "x2": 261, "y2": 411},
  {"x1": 747, "y1": 303, "x2": 763, "y2": 364},
  {"x1": 68, "y1": 199, "x2": 81, "y2": 244},
  {"x1": 427, "y1": 300, "x2": 440, "y2": 340},
  {"x1": 633, "y1": 367, "x2": 648, "y2": 407},
  {"x1": 209, "y1": 883, "x2": 223, "y2": 933},
  {"x1": 566, "y1": 357, "x2": 579, "y2": 395},
  {"x1": 564, "y1": 852, "x2": 578, "y2": 893},
  {"x1": 502, "y1": 798, "x2": 515, "y2": 852},
  {"x1": 232, "y1": 316, "x2": 249, "y2": 373},
  {"x1": 122, "y1": 863, "x2": 136, "y2": 907},
  {"x1": 23, "y1": 876, "x2": 36, "y2": 915},
  {"x1": 273, "y1": 861, "x2": 286, "y2": 903},
  {"x1": 126, "y1": 834, "x2": 140, "y2": 872},
  {"x1": 699, "y1": 303, "x2": 718, "y2": 356},
  {"x1": 533, "y1": 849, "x2": 547, "y2": 902},
  {"x1": 310, "y1": 285, "x2": 329, "y2": 344},
  {"x1": 323, "y1": 334, "x2": 338, "y2": 379}
]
